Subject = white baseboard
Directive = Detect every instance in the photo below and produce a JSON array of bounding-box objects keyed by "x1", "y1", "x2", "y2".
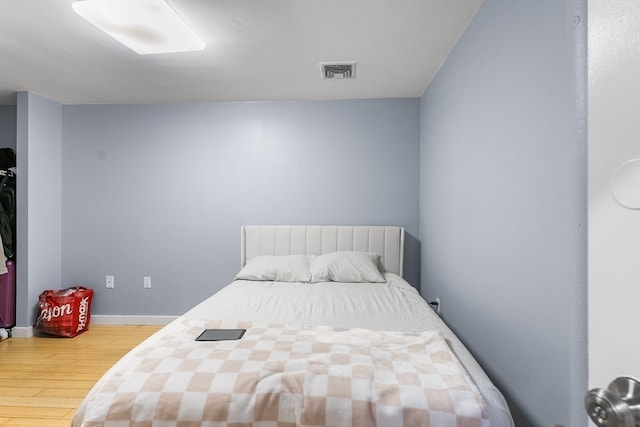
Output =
[
  {"x1": 11, "y1": 326, "x2": 33, "y2": 338},
  {"x1": 4, "y1": 316, "x2": 176, "y2": 339},
  {"x1": 90, "y1": 315, "x2": 178, "y2": 326}
]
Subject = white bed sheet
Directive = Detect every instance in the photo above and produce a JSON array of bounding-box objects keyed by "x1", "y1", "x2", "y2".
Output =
[
  {"x1": 185, "y1": 273, "x2": 513, "y2": 427},
  {"x1": 73, "y1": 274, "x2": 513, "y2": 427}
]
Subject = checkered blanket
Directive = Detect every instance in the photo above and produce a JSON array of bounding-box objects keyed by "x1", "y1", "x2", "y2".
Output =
[{"x1": 79, "y1": 319, "x2": 489, "y2": 427}]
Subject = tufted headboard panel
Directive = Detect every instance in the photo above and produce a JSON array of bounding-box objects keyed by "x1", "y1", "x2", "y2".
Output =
[{"x1": 241, "y1": 225, "x2": 404, "y2": 277}]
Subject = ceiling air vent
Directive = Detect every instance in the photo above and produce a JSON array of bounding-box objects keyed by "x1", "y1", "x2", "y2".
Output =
[{"x1": 320, "y1": 61, "x2": 356, "y2": 79}]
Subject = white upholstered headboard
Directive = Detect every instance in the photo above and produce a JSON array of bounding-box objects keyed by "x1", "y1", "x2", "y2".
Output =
[{"x1": 241, "y1": 225, "x2": 405, "y2": 277}]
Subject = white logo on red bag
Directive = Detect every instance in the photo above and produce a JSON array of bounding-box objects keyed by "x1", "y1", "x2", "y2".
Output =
[
  {"x1": 76, "y1": 297, "x2": 89, "y2": 332},
  {"x1": 41, "y1": 303, "x2": 72, "y2": 322}
]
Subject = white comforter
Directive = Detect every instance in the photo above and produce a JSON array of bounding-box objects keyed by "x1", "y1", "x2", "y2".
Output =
[{"x1": 73, "y1": 274, "x2": 513, "y2": 427}]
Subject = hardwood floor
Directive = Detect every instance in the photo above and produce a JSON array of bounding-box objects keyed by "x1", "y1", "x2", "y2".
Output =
[{"x1": 0, "y1": 325, "x2": 162, "y2": 426}]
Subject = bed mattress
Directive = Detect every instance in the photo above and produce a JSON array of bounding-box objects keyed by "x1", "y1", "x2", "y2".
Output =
[{"x1": 73, "y1": 273, "x2": 513, "y2": 426}]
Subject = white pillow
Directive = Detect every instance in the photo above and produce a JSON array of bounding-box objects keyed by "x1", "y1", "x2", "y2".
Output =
[
  {"x1": 310, "y1": 251, "x2": 386, "y2": 283},
  {"x1": 235, "y1": 255, "x2": 314, "y2": 282}
]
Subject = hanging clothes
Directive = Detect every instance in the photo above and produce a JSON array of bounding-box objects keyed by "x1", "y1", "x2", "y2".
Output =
[
  {"x1": 0, "y1": 234, "x2": 6, "y2": 275},
  {"x1": 0, "y1": 169, "x2": 15, "y2": 259}
]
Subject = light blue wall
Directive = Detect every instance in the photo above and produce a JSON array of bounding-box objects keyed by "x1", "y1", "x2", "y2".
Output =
[
  {"x1": 0, "y1": 105, "x2": 17, "y2": 150},
  {"x1": 16, "y1": 92, "x2": 63, "y2": 326},
  {"x1": 419, "y1": 1, "x2": 587, "y2": 426},
  {"x1": 61, "y1": 99, "x2": 420, "y2": 316}
]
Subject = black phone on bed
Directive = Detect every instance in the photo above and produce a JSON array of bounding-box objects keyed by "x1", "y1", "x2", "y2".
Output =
[{"x1": 195, "y1": 328, "x2": 246, "y2": 341}]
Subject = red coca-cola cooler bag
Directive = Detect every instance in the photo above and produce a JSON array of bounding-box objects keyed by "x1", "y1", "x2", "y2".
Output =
[{"x1": 35, "y1": 286, "x2": 93, "y2": 337}]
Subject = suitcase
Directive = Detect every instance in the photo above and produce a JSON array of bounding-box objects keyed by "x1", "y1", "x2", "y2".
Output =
[{"x1": 0, "y1": 259, "x2": 16, "y2": 329}]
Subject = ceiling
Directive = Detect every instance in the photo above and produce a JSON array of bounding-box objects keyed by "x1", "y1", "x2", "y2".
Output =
[{"x1": 0, "y1": 0, "x2": 483, "y2": 105}]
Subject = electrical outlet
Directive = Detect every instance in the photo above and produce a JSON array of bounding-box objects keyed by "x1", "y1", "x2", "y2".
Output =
[
  {"x1": 144, "y1": 276, "x2": 151, "y2": 289},
  {"x1": 106, "y1": 275, "x2": 114, "y2": 288}
]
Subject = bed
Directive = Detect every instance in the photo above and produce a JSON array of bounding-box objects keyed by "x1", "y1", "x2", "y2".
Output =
[{"x1": 72, "y1": 225, "x2": 514, "y2": 427}]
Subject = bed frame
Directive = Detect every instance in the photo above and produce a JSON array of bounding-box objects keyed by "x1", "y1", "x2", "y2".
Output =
[{"x1": 241, "y1": 225, "x2": 404, "y2": 277}]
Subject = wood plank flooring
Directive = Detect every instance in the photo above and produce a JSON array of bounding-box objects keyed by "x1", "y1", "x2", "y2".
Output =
[{"x1": 0, "y1": 325, "x2": 162, "y2": 426}]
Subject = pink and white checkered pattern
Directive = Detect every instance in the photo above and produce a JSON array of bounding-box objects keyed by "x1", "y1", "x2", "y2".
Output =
[{"x1": 79, "y1": 319, "x2": 489, "y2": 427}]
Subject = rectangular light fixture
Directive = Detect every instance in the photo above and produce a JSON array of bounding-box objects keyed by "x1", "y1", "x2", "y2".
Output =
[{"x1": 72, "y1": 0, "x2": 205, "y2": 55}]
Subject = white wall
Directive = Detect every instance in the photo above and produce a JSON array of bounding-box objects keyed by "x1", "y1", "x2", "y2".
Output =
[{"x1": 588, "y1": 0, "x2": 640, "y2": 390}]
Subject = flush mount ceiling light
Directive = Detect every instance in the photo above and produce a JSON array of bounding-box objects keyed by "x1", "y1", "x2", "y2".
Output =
[{"x1": 72, "y1": 0, "x2": 205, "y2": 55}]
